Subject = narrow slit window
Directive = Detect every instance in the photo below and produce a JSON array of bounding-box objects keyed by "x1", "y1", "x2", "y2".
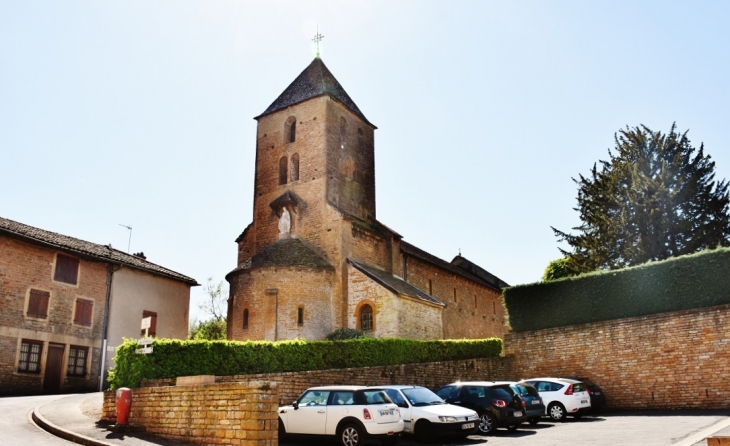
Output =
[
  {"x1": 279, "y1": 156, "x2": 288, "y2": 185},
  {"x1": 291, "y1": 153, "x2": 300, "y2": 181},
  {"x1": 453, "y1": 288, "x2": 457, "y2": 303},
  {"x1": 297, "y1": 307, "x2": 304, "y2": 326},
  {"x1": 243, "y1": 309, "x2": 249, "y2": 329},
  {"x1": 285, "y1": 116, "x2": 296, "y2": 143},
  {"x1": 428, "y1": 279, "x2": 433, "y2": 295}
]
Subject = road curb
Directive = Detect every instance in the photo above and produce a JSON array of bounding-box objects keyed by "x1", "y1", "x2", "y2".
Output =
[{"x1": 32, "y1": 399, "x2": 115, "y2": 446}]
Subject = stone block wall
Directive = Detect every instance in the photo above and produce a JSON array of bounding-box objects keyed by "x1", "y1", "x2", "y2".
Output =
[
  {"x1": 104, "y1": 381, "x2": 279, "y2": 446},
  {"x1": 504, "y1": 303, "x2": 730, "y2": 410}
]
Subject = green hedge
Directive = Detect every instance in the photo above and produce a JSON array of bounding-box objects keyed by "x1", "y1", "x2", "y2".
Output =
[
  {"x1": 108, "y1": 337, "x2": 503, "y2": 389},
  {"x1": 504, "y1": 247, "x2": 730, "y2": 332}
]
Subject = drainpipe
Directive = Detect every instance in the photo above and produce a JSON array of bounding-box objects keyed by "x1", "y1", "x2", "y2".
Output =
[{"x1": 99, "y1": 252, "x2": 121, "y2": 391}]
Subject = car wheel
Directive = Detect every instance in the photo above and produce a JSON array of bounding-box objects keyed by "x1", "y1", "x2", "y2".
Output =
[
  {"x1": 340, "y1": 423, "x2": 364, "y2": 446},
  {"x1": 478, "y1": 412, "x2": 497, "y2": 435},
  {"x1": 507, "y1": 423, "x2": 520, "y2": 431},
  {"x1": 548, "y1": 403, "x2": 566, "y2": 422},
  {"x1": 529, "y1": 417, "x2": 540, "y2": 425},
  {"x1": 415, "y1": 419, "x2": 434, "y2": 443}
]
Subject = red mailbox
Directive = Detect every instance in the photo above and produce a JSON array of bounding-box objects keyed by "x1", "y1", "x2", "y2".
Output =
[{"x1": 115, "y1": 387, "x2": 132, "y2": 425}]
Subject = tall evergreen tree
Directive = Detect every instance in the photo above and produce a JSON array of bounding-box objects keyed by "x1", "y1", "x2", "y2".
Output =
[{"x1": 553, "y1": 124, "x2": 730, "y2": 274}]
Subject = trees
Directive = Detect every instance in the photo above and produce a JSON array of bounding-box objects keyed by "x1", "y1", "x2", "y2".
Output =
[
  {"x1": 542, "y1": 257, "x2": 572, "y2": 281},
  {"x1": 188, "y1": 278, "x2": 227, "y2": 340},
  {"x1": 553, "y1": 124, "x2": 730, "y2": 275}
]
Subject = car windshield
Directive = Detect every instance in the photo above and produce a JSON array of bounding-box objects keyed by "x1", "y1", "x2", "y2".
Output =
[
  {"x1": 402, "y1": 387, "x2": 445, "y2": 406},
  {"x1": 362, "y1": 390, "x2": 393, "y2": 405}
]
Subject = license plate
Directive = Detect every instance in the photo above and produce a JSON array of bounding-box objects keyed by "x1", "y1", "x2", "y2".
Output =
[
  {"x1": 462, "y1": 423, "x2": 475, "y2": 429},
  {"x1": 581, "y1": 400, "x2": 588, "y2": 404},
  {"x1": 380, "y1": 410, "x2": 394, "y2": 416},
  {"x1": 532, "y1": 400, "x2": 541, "y2": 405},
  {"x1": 513, "y1": 411, "x2": 522, "y2": 417}
]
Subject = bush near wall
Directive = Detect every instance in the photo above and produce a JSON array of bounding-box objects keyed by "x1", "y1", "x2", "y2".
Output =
[
  {"x1": 108, "y1": 337, "x2": 503, "y2": 389},
  {"x1": 504, "y1": 247, "x2": 730, "y2": 331}
]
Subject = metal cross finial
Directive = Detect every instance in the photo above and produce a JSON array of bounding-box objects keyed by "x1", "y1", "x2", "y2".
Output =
[{"x1": 312, "y1": 26, "x2": 324, "y2": 58}]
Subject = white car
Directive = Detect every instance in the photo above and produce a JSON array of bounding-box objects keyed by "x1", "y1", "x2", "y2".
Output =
[
  {"x1": 278, "y1": 385, "x2": 404, "y2": 446},
  {"x1": 522, "y1": 377, "x2": 591, "y2": 421},
  {"x1": 375, "y1": 385, "x2": 479, "y2": 440}
]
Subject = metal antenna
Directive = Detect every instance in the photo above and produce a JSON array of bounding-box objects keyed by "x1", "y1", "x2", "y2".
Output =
[
  {"x1": 312, "y1": 25, "x2": 324, "y2": 58},
  {"x1": 119, "y1": 224, "x2": 132, "y2": 253}
]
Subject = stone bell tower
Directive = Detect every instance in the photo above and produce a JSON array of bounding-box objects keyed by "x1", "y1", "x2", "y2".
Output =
[{"x1": 227, "y1": 57, "x2": 382, "y2": 341}]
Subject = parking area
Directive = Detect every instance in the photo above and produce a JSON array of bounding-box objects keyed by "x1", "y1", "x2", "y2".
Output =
[{"x1": 280, "y1": 411, "x2": 730, "y2": 446}]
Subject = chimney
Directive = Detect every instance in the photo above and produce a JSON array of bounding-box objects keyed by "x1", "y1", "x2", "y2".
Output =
[{"x1": 133, "y1": 252, "x2": 147, "y2": 260}]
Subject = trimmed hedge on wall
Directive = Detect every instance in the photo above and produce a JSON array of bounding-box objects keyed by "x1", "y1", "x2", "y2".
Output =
[
  {"x1": 108, "y1": 337, "x2": 503, "y2": 389},
  {"x1": 504, "y1": 247, "x2": 730, "y2": 331}
]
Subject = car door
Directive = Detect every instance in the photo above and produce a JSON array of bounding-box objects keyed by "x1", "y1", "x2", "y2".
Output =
[
  {"x1": 289, "y1": 390, "x2": 330, "y2": 434},
  {"x1": 326, "y1": 391, "x2": 356, "y2": 435},
  {"x1": 528, "y1": 380, "x2": 559, "y2": 412}
]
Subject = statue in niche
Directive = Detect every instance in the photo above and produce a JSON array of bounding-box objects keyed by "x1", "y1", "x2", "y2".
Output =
[{"x1": 278, "y1": 208, "x2": 291, "y2": 235}]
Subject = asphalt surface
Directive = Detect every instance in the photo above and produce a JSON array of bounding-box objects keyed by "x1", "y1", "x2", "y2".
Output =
[{"x1": 1, "y1": 392, "x2": 729, "y2": 446}]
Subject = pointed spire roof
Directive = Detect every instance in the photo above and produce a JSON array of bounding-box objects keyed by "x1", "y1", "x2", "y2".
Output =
[{"x1": 256, "y1": 58, "x2": 375, "y2": 128}]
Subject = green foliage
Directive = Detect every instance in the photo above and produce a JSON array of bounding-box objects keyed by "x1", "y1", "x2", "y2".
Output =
[
  {"x1": 542, "y1": 258, "x2": 573, "y2": 282},
  {"x1": 553, "y1": 124, "x2": 730, "y2": 274},
  {"x1": 505, "y1": 246, "x2": 730, "y2": 331},
  {"x1": 189, "y1": 318, "x2": 227, "y2": 340},
  {"x1": 326, "y1": 327, "x2": 366, "y2": 341},
  {"x1": 108, "y1": 337, "x2": 503, "y2": 389}
]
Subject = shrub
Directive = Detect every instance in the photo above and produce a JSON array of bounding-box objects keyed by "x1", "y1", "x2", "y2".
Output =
[{"x1": 326, "y1": 327, "x2": 366, "y2": 341}]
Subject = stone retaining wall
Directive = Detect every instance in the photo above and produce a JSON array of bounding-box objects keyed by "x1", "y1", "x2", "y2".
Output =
[{"x1": 504, "y1": 303, "x2": 730, "y2": 410}]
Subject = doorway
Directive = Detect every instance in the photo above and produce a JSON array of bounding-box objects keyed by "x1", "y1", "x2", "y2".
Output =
[{"x1": 43, "y1": 343, "x2": 64, "y2": 393}]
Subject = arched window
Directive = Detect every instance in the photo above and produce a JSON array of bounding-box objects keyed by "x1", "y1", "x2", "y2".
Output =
[
  {"x1": 359, "y1": 304, "x2": 373, "y2": 331},
  {"x1": 243, "y1": 309, "x2": 249, "y2": 329},
  {"x1": 339, "y1": 117, "x2": 347, "y2": 149},
  {"x1": 285, "y1": 116, "x2": 296, "y2": 143},
  {"x1": 291, "y1": 153, "x2": 300, "y2": 181},
  {"x1": 279, "y1": 156, "x2": 288, "y2": 185}
]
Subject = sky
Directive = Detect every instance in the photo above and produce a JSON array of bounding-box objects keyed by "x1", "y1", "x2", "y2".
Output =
[{"x1": 2, "y1": 1, "x2": 729, "y2": 323}]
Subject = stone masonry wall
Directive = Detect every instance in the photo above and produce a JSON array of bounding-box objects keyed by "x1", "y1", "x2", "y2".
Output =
[
  {"x1": 404, "y1": 254, "x2": 508, "y2": 340},
  {"x1": 0, "y1": 235, "x2": 106, "y2": 395},
  {"x1": 504, "y1": 303, "x2": 730, "y2": 410},
  {"x1": 104, "y1": 381, "x2": 279, "y2": 446}
]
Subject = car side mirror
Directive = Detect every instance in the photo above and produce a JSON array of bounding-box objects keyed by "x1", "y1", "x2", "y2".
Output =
[{"x1": 293, "y1": 401, "x2": 299, "y2": 410}]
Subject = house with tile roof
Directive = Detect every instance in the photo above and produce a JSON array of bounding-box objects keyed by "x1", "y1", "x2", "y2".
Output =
[
  {"x1": 226, "y1": 57, "x2": 508, "y2": 341},
  {"x1": 0, "y1": 216, "x2": 197, "y2": 395}
]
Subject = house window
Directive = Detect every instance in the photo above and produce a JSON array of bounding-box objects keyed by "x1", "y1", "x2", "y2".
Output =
[
  {"x1": 73, "y1": 299, "x2": 94, "y2": 326},
  {"x1": 286, "y1": 117, "x2": 297, "y2": 143},
  {"x1": 18, "y1": 340, "x2": 43, "y2": 373},
  {"x1": 360, "y1": 304, "x2": 373, "y2": 331},
  {"x1": 67, "y1": 346, "x2": 88, "y2": 377},
  {"x1": 279, "y1": 156, "x2": 288, "y2": 185},
  {"x1": 54, "y1": 254, "x2": 79, "y2": 285},
  {"x1": 243, "y1": 309, "x2": 249, "y2": 329},
  {"x1": 27, "y1": 289, "x2": 50, "y2": 319},
  {"x1": 141, "y1": 310, "x2": 157, "y2": 337},
  {"x1": 297, "y1": 307, "x2": 304, "y2": 326},
  {"x1": 291, "y1": 153, "x2": 300, "y2": 181}
]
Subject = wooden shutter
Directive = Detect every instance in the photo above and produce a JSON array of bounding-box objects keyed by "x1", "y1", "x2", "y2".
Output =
[
  {"x1": 74, "y1": 299, "x2": 93, "y2": 326},
  {"x1": 54, "y1": 254, "x2": 79, "y2": 285},
  {"x1": 28, "y1": 289, "x2": 50, "y2": 318}
]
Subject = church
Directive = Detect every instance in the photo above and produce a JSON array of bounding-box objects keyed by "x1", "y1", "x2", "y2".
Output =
[{"x1": 226, "y1": 56, "x2": 508, "y2": 341}]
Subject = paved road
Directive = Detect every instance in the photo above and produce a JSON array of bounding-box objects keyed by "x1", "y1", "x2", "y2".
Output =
[
  {"x1": 281, "y1": 411, "x2": 730, "y2": 446},
  {"x1": 0, "y1": 394, "x2": 78, "y2": 446}
]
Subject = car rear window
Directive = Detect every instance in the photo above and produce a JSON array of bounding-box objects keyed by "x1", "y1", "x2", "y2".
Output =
[
  {"x1": 489, "y1": 386, "x2": 515, "y2": 400},
  {"x1": 363, "y1": 390, "x2": 392, "y2": 404},
  {"x1": 513, "y1": 384, "x2": 539, "y2": 397},
  {"x1": 572, "y1": 382, "x2": 587, "y2": 392}
]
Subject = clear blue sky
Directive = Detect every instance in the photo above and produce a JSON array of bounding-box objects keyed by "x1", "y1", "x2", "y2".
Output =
[{"x1": 2, "y1": 1, "x2": 729, "y2": 323}]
